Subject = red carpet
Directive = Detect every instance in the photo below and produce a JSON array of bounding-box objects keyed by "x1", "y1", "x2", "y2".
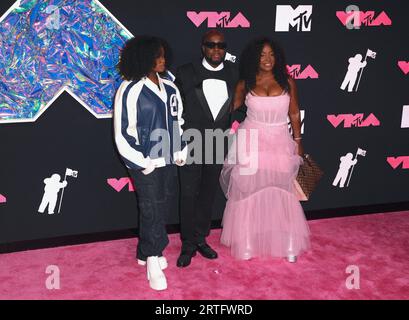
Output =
[{"x1": 1, "y1": 211, "x2": 408, "y2": 300}]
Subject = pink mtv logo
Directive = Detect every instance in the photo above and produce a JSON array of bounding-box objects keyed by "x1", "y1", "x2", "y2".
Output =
[
  {"x1": 387, "y1": 156, "x2": 409, "y2": 169},
  {"x1": 327, "y1": 113, "x2": 380, "y2": 128},
  {"x1": 336, "y1": 11, "x2": 392, "y2": 27},
  {"x1": 107, "y1": 178, "x2": 135, "y2": 192},
  {"x1": 0, "y1": 194, "x2": 6, "y2": 203},
  {"x1": 398, "y1": 61, "x2": 409, "y2": 75},
  {"x1": 187, "y1": 11, "x2": 250, "y2": 28},
  {"x1": 287, "y1": 65, "x2": 318, "y2": 79}
]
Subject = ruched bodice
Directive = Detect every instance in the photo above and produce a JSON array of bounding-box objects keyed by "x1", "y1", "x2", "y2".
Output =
[{"x1": 245, "y1": 92, "x2": 290, "y2": 126}]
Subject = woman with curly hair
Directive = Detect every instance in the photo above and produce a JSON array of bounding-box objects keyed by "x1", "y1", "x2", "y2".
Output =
[
  {"x1": 114, "y1": 36, "x2": 187, "y2": 290},
  {"x1": 220, "y1": 37, "x2": 310, "y2": 262}
]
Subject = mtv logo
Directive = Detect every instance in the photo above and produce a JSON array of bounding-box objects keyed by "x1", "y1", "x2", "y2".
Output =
[
  {"x1": 225, "y1": 52, "x2": 237, "y2": 63},
  {"x1": 401, "y1": 106, "x2": 409, "y2": 128},
  {"x1": 275, "y1": 5, "x2": 313, "y2": 32},
  {"x1": 187, "y1": 11, "x2": 250, "y2": 28},
  {"x1": 288, "y1": 109, "x2": 305, "y2": 134},
  {"x1": 327, "y1": 113, "x2": 380, "y2": 128},
  {"x1": 287, "y1": 65, "x2": 319, "y2": 79},
  {"x1": 336, "y1": 11, "x2": 392, "y2": 27}
]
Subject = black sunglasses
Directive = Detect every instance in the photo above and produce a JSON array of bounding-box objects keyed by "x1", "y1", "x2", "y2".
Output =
[{"x1": 203, "y1": 41, "x2": 227, "y2": 49}]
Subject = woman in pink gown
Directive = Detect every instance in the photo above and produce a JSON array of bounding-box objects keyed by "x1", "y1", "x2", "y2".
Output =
[{"x1": 220, "y1": 37, "x2": 310, "y2": 262}]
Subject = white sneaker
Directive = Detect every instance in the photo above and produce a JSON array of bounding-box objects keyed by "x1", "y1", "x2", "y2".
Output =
[
  {"x1": 287, "y1": 255, "x2": 297, "y2": 263},
  {"x1": 138, "y1": 256, "x2": 168, "y2": 270},
  {"x1": 146, "y1": 256, "x2": 167, "y2": 291}
]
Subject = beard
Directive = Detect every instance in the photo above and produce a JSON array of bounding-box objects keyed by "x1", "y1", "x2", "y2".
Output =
[{"x1": 204, "y1": 54, "x2": 225, "y2": 67}]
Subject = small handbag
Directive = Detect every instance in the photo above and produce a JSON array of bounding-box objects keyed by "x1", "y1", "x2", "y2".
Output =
[{"x1": 294, "y1": 154, "x2": 323, "y2": 201}]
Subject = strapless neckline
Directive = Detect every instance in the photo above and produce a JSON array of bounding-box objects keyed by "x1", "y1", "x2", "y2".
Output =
[{"x1": 248, "y1": 90, "x2": 288, "y2": 98}]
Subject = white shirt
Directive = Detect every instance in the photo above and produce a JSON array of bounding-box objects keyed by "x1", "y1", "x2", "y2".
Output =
[{"x1": 202, "y1": 58, "x2": 228, "y2": 120}]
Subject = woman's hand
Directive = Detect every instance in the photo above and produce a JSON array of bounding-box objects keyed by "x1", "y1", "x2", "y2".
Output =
[{"x1": 295, "y1": 139, "x2": 304, "y2": 157}]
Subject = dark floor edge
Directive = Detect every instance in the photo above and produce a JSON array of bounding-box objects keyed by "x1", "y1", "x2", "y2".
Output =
[{"x1": 1, "y1": 201, "x2": 408, "y2": 254}]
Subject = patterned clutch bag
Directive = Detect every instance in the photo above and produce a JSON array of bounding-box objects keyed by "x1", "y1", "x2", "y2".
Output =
[{"x1": 294, "y1": 154, "x2": 323, "y2": 201}]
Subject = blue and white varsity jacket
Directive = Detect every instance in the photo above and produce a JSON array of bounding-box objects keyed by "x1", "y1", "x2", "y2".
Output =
[{"x1": 114, "y1": 74, "x2": 187, "y2": 172}]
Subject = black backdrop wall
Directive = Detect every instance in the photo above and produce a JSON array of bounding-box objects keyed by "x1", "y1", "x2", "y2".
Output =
[{"x1": 1, "y1": 0, "x2": 408, "y2": 246}]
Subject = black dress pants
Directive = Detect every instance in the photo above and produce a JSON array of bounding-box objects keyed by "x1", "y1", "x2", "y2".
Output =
[{"x1": 178, "y1": 163, "x2": 223, "y2": 251}]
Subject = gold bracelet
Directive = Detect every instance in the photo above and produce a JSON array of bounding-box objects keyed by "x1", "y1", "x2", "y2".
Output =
[{"x1": 294, "y1": 137, "x2": 302, "y2": 140}]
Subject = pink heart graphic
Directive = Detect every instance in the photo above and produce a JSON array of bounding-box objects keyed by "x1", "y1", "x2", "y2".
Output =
[{"x1": 398, "y1": 61, "x2": 409, "y2": 75}]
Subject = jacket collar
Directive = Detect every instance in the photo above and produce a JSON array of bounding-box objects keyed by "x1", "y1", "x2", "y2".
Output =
[
  {"x1": 144, "y1": 74, "x2": 167, "y2": 103},
  {"x1": 202, "y1": 58, "x2": 224, "y2": 71}
]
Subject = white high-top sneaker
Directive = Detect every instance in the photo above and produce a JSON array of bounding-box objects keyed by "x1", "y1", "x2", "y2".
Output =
[
  {"x1": 146, "y1": 256, "x2": 167, "y2": 291},
  {"x1": 287, "y1": 255, "x2": 297, "y2": 263},
  {"x1": 138, "y1": 256, "x2": 168, "y2": 270},
  {"x1": 287, "y1": 237, "x2": 297, "y2": 263}
]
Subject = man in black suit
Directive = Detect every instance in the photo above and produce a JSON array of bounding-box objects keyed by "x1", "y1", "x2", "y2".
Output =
[{"x1": 175, "y1": 30, "x2": 239, "y2": 267}]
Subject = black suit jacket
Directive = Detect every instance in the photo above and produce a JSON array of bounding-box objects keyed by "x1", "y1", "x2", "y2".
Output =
[{"x1": 175, "y1": 61, "x2": 239, "y2": 132}]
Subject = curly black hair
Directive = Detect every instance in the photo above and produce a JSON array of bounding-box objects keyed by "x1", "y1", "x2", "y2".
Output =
[
  {"x1": 239, "y1": 37, "x2": 290, "y2": 94},
  {"x1": 117, "y1": 35, "x2": 172, "y2": 81}
]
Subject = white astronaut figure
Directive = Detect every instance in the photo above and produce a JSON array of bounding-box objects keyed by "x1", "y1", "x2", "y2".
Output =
[
  {"x1": 38, "y1": 174, "x2": 67, "y2": 214},
  {"x1": 332, "y1": 153, "x2": 358, "y2": 188},
  {"x1": 340, "y1": 54, "x2": 367, "y2": 92}
]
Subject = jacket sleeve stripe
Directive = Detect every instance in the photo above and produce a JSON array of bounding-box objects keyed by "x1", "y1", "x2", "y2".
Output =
[{"x1": 114, "y1": 81, "x2": 150, "y2": 170}]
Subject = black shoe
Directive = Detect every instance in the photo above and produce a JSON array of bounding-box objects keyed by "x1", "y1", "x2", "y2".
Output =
[
  {"x1": 196, "y1": 242, "x2": 218, "y2": 259},
  {"x1": 176, "y1": 249, "x2": 197, "y2": 268}
]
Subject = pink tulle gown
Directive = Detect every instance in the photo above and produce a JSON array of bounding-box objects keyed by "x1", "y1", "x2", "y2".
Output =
[{"x1": 220, "y1": 91, "x2": 310, "y2": 260}]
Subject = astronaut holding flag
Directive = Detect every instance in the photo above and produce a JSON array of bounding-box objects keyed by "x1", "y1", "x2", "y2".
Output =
[
  {"x1": 333, "y1": 148, "x2": 366, "y2": 188},
  {"x1": 38, "y1": 173, "x2": 67, "y2": 214},
  {"x1": 341, "y1": 48, "x2": 377, "y2": 92}
]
